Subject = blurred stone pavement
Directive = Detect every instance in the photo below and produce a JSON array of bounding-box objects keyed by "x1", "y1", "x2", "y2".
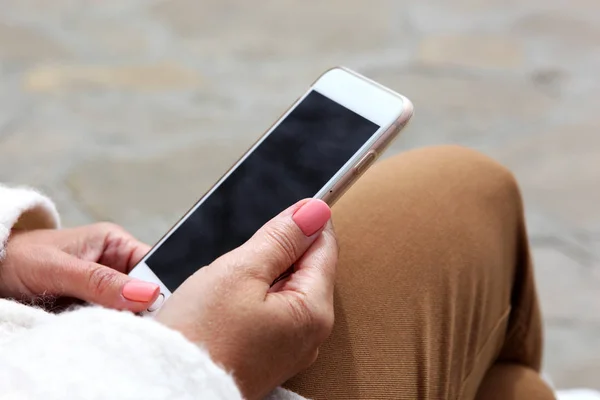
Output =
[{"x1": 0, "y1": 0, "x2": 599, "y2": 390}]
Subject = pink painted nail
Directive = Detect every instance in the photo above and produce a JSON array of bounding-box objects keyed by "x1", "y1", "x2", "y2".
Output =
[
  {"x1": 122, "y1": 281, "x2": 160, "y2": 303},
  {"x1": 292, "y1": 199, "x2": 332, "y2": 236}
]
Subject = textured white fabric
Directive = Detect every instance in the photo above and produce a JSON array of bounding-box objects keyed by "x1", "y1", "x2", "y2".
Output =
[
  {"x1": 0, "y1": 184, "x2": 60, "y2": 259},
  {"x1": 0, "y1": 184, "x2": 305, "y2": 399},
  {"x1": 557, "y1": 390, "x2": 600, "y2": 400},
  {"x1": 0, "y1": 300, "x2": 242, "y2": 399}
]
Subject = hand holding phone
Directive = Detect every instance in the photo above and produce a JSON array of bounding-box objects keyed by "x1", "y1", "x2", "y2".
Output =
[
  {"x1": 156, "y1": 199, "x2": 337, "y2": 400},
  {"x1": 130, "y1": 67, "x2": 413, "y2": 313}
]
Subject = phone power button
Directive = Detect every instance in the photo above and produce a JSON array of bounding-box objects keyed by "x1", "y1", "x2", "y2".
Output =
[{"x1": 354, "y1": 151, "x2": 377, "y2": 175}]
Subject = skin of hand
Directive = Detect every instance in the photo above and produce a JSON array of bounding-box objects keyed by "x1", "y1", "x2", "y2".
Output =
[
  {"x1": 0, "y1": 222, "x2": 160, "y2": 312},
  {"x1": 156, "y1": 199, "x2": 338, "y2": 400}
]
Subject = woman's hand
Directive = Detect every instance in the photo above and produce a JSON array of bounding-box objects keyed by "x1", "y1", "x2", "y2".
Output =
[
  {"x1": 156, "y1": 199, "x2": 338, "y2": 400},
  {"x1": 0, "y1": 223, "x2": 160, "y2": 312}
]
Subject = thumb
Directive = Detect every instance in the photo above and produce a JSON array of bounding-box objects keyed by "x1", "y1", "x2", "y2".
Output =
[
  {"x1": 283, "y1": 220, "x2": 338, "y2": 303},
  {"x1": 58, "y1": 253, "x2": 160, "y2": 312},
  {"x1": 231, "y1": 199, "x2": 332, "y2": 286}
]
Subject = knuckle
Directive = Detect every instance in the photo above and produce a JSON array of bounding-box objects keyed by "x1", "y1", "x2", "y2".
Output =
[
  {"x1": 93, "y1": 221, "x2": 123, "y2": 235},
  {"x1": 306, "y1": 349, "x2": 319, "y2": 368},
  {"x1": 287, "y1": 294, "x2": 315, "y2": 330},
  {"x1": 87, "y1": 265, "x2": 118, "y2": 296},
  {"x1": 264, "y1": 223, "x2": 300, "y2": 265},
  {"x1": 284, "y1": 295, "x2": 335, "y2": 367},
  {"x1": 312, "y1": 306, "x2": 335, "y2": 341},
  {"x1": 298, "y1": 349, "x2": 319, "y2": 372},
  {"x1": 287, "y1": 294, "x2": 333, "y2": 343}
]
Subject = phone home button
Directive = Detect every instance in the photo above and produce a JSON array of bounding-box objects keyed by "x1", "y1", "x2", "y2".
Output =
[
  {"x1": 147, "y1": 293, "x2": 165, "y2": 313},
  {"x1": 354, "y1": 151, "x2": 377, "y2": 175}
]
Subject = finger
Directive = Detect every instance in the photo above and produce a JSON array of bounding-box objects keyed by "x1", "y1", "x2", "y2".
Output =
[
  {"x1": 103, "y1": 236, "x2": 151, "y2": 272},
  {"x1": 92, "y1": 223, "x2": 152, "y2": 273},
  {"x1": 58, "y1": 253, "x2": 160, "y2": 312},
  {"x1": 231, "y1": 199, "x2": 331, "y2": 285},
  {"x1": 273, "y1": 220, "x2": 338, "y2": 303}
]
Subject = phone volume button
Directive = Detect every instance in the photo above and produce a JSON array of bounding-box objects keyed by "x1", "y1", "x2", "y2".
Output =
[{"x1": 353, "y1": 151, "x2": 377, "y2": 176}]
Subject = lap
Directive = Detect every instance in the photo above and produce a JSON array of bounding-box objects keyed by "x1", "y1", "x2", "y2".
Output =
[{"x1": 285, "y1": 146, "x2": 544, "y2": 399}]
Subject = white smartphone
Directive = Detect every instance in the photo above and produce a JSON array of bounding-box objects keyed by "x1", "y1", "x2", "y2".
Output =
[{"x1": 130, "y1": 67, "x2": 413, "y2": 314}]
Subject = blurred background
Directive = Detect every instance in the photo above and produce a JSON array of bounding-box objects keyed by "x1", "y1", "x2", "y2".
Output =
[{"x1": 0, "y1": 0, "x2": 598, "y2": 390}]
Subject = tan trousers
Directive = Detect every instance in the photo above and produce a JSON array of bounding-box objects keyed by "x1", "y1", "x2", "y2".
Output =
[{"x1": 285, "y1": 146, "x2": 555, "y2": 400}]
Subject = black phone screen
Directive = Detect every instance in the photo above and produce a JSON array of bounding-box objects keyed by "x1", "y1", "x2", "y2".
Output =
[{"x1": 145, "y1": 90, "x2": 379, "y2": 291}]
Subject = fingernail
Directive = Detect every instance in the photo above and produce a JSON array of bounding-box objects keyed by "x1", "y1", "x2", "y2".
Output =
[
  {"x1": 292, "y1": 199, "x2": 332, "y2": 236},
  {"x1": 122, "y1": 280, "x2": 160, "y2": 303}
]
